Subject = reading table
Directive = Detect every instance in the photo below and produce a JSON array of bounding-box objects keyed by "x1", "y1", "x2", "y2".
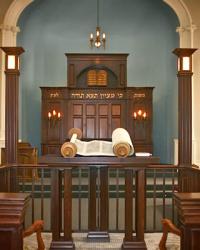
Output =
[{"x1": 39, "y1": 155, "x2": 159, "y2": 250}]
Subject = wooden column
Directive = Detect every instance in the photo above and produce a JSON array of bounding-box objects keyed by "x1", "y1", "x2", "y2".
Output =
[
  {"x1": 50, "y1": 169, "x2": 62, "y2": 242},
  {"x1": 88, "y1": 166, "x2": 109, "y2": 241},
  {"x1": 1, "y1": 47, "x2": 24, "y2": 192},
  {"x1": 100, "y1": 167, "x2": 109, "y2": 236},
  {"x1": 123, "y1": 168, "x2": 134, "y2": 244},
  {"x1": 0, "y1": 192, "x2": 30, "y2": 250},
  {"x1": 178, "y1": 73, "x2": 192, "y2": 165},
  {"x1": 63, "y1": 168, "x2": 74, "y2": 246},
  {"x1": 173, "y1": 48, "x2": 197, "y2": 166},
  {"x1": 50, "y1": 168, "x2": 74, "y2": 250},
  {"x1": 122, "y1": 168, "x2": 147, "y2": 250},
  {"x1": 1, "y1": 47, "x2": 24, "y2": 164},
  {"x1": 135, "y1": 169, "x2": 145, "y2": 241},
  {"x1": 174, "y1": 193, "x2": 200, "y2": 250},
  {"x1": 88, "y1": 166, "x2": 97, "y2": 233}
]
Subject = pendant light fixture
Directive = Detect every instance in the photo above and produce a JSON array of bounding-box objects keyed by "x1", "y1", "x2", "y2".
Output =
[{"x1": 89, "y1": 0, "x2": 106, "y2": 49}]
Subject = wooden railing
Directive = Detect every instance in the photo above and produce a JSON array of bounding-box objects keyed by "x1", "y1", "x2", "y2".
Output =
[
  {"x1": 145, "y1": 165, "x2": 179, "y2": 231},
  {"x1": 0, "y1": 163, "x2": 200, "y2": 249},
  {"x1": 0, "y1": 163, "x2": 180, "y2": 231}
]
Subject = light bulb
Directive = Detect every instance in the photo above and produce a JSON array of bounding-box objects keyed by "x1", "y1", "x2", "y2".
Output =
[
  {"x1": 143, "y1": 112, "x2": 147, "y2": 118},
  {"x1": 95, "y1": 41, "x2": 101, "y2": 47}
]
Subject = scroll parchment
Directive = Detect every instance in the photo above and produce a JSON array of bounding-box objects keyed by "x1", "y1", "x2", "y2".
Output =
[{"x1": 61, "y1": 128, "x2": 134, "y2": 157}]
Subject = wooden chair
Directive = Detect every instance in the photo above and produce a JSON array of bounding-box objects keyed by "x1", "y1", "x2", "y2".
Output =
[
  {"x1": 23, "y1": 220, "x2": 45, "y2": 250},
  {"x1": 159, "y1": 218, "x2": 181, "y2": 250}
]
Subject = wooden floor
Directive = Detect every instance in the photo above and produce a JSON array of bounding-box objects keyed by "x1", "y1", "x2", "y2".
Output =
[{"x1": 23, "y1": 232, "x2": 180, "y2": 250}]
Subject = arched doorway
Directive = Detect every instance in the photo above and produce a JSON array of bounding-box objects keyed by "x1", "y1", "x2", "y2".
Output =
[{"x1": 0, "y1": 0, "x2": 196, "y2": 162}]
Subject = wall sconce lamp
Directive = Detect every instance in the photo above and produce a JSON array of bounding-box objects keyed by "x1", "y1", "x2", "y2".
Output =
[
  {"x1": 132, "y1": 109, "x2": 147, "y2": 120},
  {"x1": 48, "y1": 110, "x2": 62, "y2": 128}
]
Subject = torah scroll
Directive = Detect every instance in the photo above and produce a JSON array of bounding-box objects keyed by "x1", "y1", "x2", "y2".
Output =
[
  {"x1": 60, "y1": 128, "x2": 82, "y2": 157},
  {"x1": 112, "y1": 128, "x2": 134, "y2": 157},
  {"x1": 61, "y1": 128, "x2": 134, "y2": 158}
]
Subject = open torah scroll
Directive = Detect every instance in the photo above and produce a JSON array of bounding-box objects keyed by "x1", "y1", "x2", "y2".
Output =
[{"x1": 61, "y1": 128, "x2": 134, "y2": 158}]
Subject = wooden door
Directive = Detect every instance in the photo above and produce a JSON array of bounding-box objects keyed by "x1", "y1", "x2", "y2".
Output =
[{"x1": 68, "y1": 101, "x2": 125, "y2": 140}]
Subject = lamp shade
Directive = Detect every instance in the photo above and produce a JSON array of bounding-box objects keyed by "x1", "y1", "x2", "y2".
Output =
[
  {"x1": 173, "y1": 48, "x2": 197, "y2": 73},
  {"x1": 1, "y1": 47, "x2": 25, "y2": 71}
]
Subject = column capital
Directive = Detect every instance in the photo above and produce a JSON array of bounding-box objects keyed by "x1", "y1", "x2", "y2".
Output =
[
  {"x1": 176, "y1": 24, "x2": 198, "y2": 36},
  {"x1": 176, "y1": 26, "x2": 186, "y2": 34},
  {"x1": 0, "y1": 24, "x2": 20, "y2": 33},
  {"x1": 186, "y1": 24, "x2": 198, "y2": 33}
]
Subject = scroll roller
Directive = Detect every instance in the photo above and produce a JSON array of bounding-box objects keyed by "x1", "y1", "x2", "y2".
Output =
[{"x1": 60, "y1": 128, "x2": 82, "y2": 157}]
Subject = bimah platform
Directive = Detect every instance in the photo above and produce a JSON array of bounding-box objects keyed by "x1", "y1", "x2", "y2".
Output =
[{"x1": 39, "y1": 154, "x2": 159, "y2": 250}]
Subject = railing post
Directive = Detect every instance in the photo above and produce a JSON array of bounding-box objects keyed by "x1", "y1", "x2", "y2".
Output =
[
  {"x1": 50, "y1": 167, "x2": 74, "y2": 250},
  {"x1": 88, "y1": 166, "x2": 109, "y2": 241},
  {"x1": 51, "y1": 168, "x2": 62, "y2": 242},
  {"x1": 88, "y1": 166, "x2": 97, "y2": 232},
  {"x1": 122, "y1": 168, "x2": 147, "y2": 250}
]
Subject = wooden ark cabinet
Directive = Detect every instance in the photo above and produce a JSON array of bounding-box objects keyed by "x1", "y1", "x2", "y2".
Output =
[
  {"x1": 41, "y1": 54, "x2": 154, "y2": 155},
  {"x1": 66, "y1": 53, "x2": 128, "y2": 88}
]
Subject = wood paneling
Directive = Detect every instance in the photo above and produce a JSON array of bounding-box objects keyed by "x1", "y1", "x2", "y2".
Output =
[
  {"x1": 41, "y1": 87, "x2": 153, "y2": 154},
  {"x1": 41, "y1": 54, "x2": 154, "y2": 155}
]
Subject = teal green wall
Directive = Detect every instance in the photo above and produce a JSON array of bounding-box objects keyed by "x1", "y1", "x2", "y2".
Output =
[{"x1": 17, "y1": 0, "x2": 179, "y2": 163}]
